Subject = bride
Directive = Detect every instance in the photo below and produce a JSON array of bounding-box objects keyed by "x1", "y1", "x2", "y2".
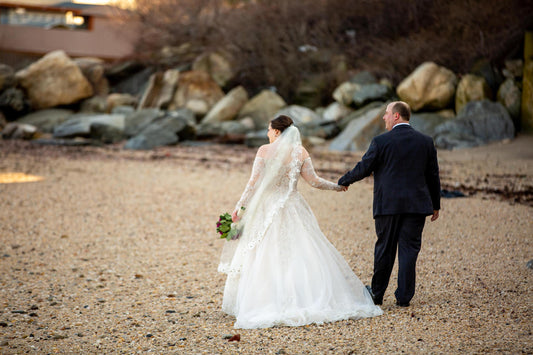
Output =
[{"x1": 218, "y1": 115, "x2": 382, "y2": 329}]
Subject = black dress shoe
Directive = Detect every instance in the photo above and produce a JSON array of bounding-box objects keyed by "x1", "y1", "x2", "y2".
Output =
[
  {"x1": 396, "y1": 300, "x2": 410, "y2": 307},
  {"x1": 365, "y1": 285, "x2": 382, "y2": 305}
]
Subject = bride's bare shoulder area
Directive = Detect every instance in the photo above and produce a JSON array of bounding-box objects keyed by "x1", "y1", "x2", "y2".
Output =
[{"x1": 257, "y1": 144, "x2": 270, "y2": 157}]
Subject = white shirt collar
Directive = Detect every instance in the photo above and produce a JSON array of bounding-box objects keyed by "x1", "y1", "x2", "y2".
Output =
[{"x1": 393, "y1": 122, "x2": 410, "y2": 129}]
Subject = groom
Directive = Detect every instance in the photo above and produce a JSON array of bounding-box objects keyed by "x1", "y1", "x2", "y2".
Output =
[{"x1": 338, "y1": 101, "x2": 440, "y2": 307}]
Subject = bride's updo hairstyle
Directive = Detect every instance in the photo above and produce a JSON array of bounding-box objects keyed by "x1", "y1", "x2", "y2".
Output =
[{"x1": 270, "y1": 115, "x2": 293, "y2": 133}]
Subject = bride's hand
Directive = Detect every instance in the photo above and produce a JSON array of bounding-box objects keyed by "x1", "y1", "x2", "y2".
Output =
[
  {"x1": 232, "y1": 210, "x2": 240, "y2": 222},
  {"x1": 337, "y1": 185, "x2": 348, "y2": 192}
]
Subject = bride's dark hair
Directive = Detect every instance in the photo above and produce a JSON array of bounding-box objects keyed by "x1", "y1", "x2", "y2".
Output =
[{"x1": 270, "y1": 115, "x2": 293, "y2": 133}]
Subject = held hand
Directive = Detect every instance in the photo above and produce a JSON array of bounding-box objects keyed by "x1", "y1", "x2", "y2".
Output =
[
  {"x1": 337, "y1": 185, "x2": 348, "y2": 192},
  {"x1": 430, "y1": 210, "x2": 439, "y2": 222}
]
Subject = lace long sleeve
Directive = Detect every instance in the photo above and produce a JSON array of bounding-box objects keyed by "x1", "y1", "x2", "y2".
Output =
[
  {"x1": 300, "y1": 157, "x2": 342, "y2": 191},
  {"x1": 234, "y1": 156, "x2": 265, "y2": 213}
]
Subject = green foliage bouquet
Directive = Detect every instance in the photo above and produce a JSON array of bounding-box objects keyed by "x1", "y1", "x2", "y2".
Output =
[{"x1": 216, "y1": 210, "x2": 244, "y2": 241}]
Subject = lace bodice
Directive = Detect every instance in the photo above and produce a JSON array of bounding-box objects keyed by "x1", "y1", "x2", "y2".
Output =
[{"x1": 234, "y1": 147, "x2": 341, "y2": 213}]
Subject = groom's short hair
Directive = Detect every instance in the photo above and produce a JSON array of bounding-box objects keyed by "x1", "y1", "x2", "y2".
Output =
[{"x1": 391, "y1": 101, "x2": 411, "y2": 121}]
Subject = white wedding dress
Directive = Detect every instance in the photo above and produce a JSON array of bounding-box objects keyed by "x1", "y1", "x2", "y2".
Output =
[{"x1": 218, "y1": 126, "x2": 382, "y2": 329}]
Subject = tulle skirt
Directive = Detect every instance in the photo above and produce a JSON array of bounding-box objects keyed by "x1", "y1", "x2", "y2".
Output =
[{"x1": 218, "y1": 192, "x2": 382, "y2": 329}]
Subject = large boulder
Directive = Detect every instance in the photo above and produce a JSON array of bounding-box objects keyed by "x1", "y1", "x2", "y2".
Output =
[
  {"x1": 169, "y1": 70, "x2": 225, "y2": 117},
  {"x1": 53, "y1": 113, "x2": 126, "y2": 143},
  {"x1": 15, "y1": 50, "x2": 93, "y2": 109},
  {"x1": 197, "y1": 119, "x2": 253, "y2": 138},
  {"x1": 332, "y1": 82, "x2": 359, "y2": 106},
  {"x1": 352, "y1": 83, "x2": 391, "y2": 108},
  {"x1": 329, "y1": 105, "x2": 386, "y2": 152},
  {"x1": 0, "y1": 64, "x2": 16, "y2": 92},
  {"x1": 74, "y1": 57, "x2": 109, "y2": 97},
  {"x1": 410, "y1": 111, "x2": 455, "y2": 137},
  {"x1": 322, "y1": 102, "x2": 353, "y2": 122},
  {"x1": 397, "y1": 62, "x2": 457, "y2": 111},
  {"x1": 138, "y1": 69, "x2": 180, "y2": 110},
  {"x1": 274, "y1": 105, "x2": 322, "y2": 126},
  {"x1": 202, "y1": 86, "x2": 248, "y2": 124},
  {"x1": 238, "y1": 90, "x2": 287, "y2": 128},
  {"x1": 124, "y1": 110, "x2": 195, "y2": 150},
  {"x1": 192, "y1": 51, "x2": 234, "y2": 88},
  {"x1": 337, "y1": 101, "x2": 385, "y2": 130},
  {"x1": 124, "y1": 108, "x2": 166, "y2": 137},
  {"x1": 434, "y1": 100, "x2": 515, "y2": 149},
  {"x1": 299, "y1": 121, "x2": 340, "y2": 140},
  {"x1": 17, "y1": 108, "x2": 74, "y2": 133},
  {"x1": 497, "y1": 78, "x2": 521, "y2": 124},
  {"x1": 455, "y1": 74, "x2": 492, "y2": 114}
]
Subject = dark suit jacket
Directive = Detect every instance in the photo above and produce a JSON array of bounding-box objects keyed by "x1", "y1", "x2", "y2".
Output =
[{"x1": 338, "y1": 124, "x2": 441, "y2": 218}]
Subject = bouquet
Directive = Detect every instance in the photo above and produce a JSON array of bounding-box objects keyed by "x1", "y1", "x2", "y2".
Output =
[{"x1": 216, "y1": 207, "x2": 244, "y2": 241}]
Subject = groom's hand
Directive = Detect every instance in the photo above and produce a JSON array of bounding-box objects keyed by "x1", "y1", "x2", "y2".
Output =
[{"x1": 430, "y1": 210, "x2": 439, "y2": 221}]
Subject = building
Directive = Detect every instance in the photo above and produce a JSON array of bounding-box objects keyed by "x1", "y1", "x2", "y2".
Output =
[{"x1": 0, "y1": 1, "x2": 139, "y2": 64}]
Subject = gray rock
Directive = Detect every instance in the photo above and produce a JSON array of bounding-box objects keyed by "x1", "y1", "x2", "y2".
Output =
[
  {"x1": 197, "y1": 120, "x2": 250, "y2": 138},
  {"x1": 124, "y1": 128, "x2": 179, "y2": 150},
  {"x1": 53, "y1": 113, "x2": 125, "y2": 139},
  {"x1": 338, "y1": 101, "x2": 385, "y2": 131},
  {"x1": 275, "y1": 105, "x2": 322, "y2": 126},
  {"x1": 245, "y1": 130, "x2": 269, "y2": 148},
  {"x1": 111, "y1": 105, "x2": 136, "y2": 115},
  {"x1": 352, "y1": 83, "x2": 391, "y2": 108},
  {"x1": 322, "y1": 102, "x2": 353, "y2": 122},
  {"x1": 349, "y1": 71, "x2": 378, "y2": 85},
  {"x1": 124, "y1": 108, "x2": 165, "y2": 137},
  {"x1": 110, "y1": 66, "x2": 154, "y2": 97},
  {"x1": 329, "y1": 105, "x2": 386, "y2": 152},
  {"x1": 410, "y1": 112, "x2": 455, "y2": 137},
  {"x1": 299, "y1": 121, "x2": 340, "y2": 139},
  {"x1": 124, "y1": 111, "x2": 195, "y2": 150},
  {"x1": 17, "y1": 109, "x2": 74, "y2": 133},
  {"x1": 434, "y1": 100, "x2": 515, "y2": 149}
]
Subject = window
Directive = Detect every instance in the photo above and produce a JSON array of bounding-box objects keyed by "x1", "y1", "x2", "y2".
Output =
[{"x1": 0, "y1": 6, "x2": 89, "y2": 30}]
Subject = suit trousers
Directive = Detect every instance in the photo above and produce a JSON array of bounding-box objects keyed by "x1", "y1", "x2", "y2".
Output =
[{"x1": 372, "y1": 214, "x2": 426, "y2": 304}]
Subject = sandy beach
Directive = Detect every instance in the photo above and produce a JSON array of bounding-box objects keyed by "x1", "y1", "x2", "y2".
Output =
[{"x1": 0, "y1": 136, "x2": 531, "y2": 354}]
